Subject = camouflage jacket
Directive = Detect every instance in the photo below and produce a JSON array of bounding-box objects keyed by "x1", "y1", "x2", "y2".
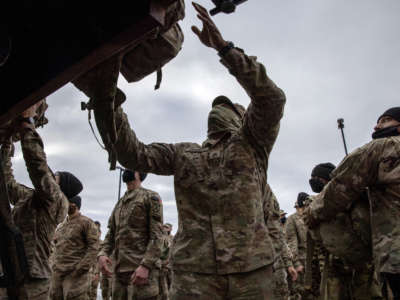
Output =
[
  {"x1": 309, "y1": 136, "x2": 400, "y2": 274},
  {"x1": 286, "y1": 211, "x2": 307, "y2": 268},
  {"x1": 109, "y1": 47, "x2": 286, "y2": 274},
  {"x1": 264, "y1": 185, "x2": 293, "y2": 270},
  {"x1": 53, "y1": 213, "x2": 99, "y2": 274},
  {"x1": 1, "y1": 127, "x2": 68, "y2": 279},
  {"x1": 99, "y1": 187, "x2": 164, "y2": 273}
]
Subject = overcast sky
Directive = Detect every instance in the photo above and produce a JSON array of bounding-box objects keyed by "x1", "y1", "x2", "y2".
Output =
[{"x1": 10, "y1": 0, "x2": 400, "y2": 236}]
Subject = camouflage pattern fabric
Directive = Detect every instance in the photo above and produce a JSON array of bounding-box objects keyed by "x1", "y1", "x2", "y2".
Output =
[
  {"x1": 100, "y1": 273, "x2": 112, "y2": 300},
  {"x1": 50, "y1": 270, "x2": 91, "y2": 300},
  {"x1": 160, "y1": 233, "x2": 173, "y2": 299},
  {"x1": 286, "y1": 212, "x2": 307, "y2": 269},
  {"x1": 98, "y1": 187, "x2": 164, "y2": 273},
  {"x1": 273, "y1": 268, "x2": 289, "y2": 300},
  {"x1": 88, "y1": 266, "x2": 100, "y2": 300},
  {"x1": 263, "y1": 185, "x2": 292, "y2": 299},
  {"x1": 0, "y1": 127, "x2": 68, "y2": 300},
  {"x1": 103, "y1": 47, "x2": 286, "y2": 277},
  {"x1": 112, "y1": 270, "x2": 160, "y2": 300},
  {"x1": 170, "y1": 265, "x2": 274, "y2": 300},
  {"x1": 52, "y1": 213, "x2": 99, "y2": 274},
  {"x1": 307, "y1": 136, "x2": 400, "y2": 275}
]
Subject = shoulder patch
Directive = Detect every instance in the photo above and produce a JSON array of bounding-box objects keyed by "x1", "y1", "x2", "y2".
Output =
[{"x1": 151, "y1": 196, "x2": 162, "y2": 204}]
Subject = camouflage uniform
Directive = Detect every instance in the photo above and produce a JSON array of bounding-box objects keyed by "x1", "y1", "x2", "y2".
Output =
[
  {"x1": 100, "y1": 46, "x2": 286, "y2": 299},
  {"x1": 1, "y1": 127, "x2": 68, "y2": 300},
  {"x1": 100, "y1": 256, "x2": 114, "y2": 300},
  {"x1": 89, "y1": 241, "x2": 101, "y2": 300},
  {"x1": 50, "y1": 213, "x2": 100, "y2": 300},
  {"x1": 264, "y1": 186, "x2": 293, "y2": 300},
  {"x1": 160, "y1": 233, "x2": 173, "y2": 300},
  {"x1": 286, "y1": 212, "x2": 319, "y2": 299},
  {"x1": 98, "y1": 187, "x2": 164, "y2": 300},
  {"x1": 307, "y1": 136, "x2": 400, "y2": 297}
]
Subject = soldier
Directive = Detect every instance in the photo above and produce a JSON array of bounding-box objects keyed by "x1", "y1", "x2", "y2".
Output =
[
  {"x1": 92, "y1": 3, "x2": 286, "y2": 298},
  {"x1": 88, "y1": 221, "x2": 102, "y2": 300},
  {"x1": 280, "y1": 210, "x2": 287, "y2": 226},
  {"x1": 50, "y1": 195, "x2": 100, "y2": 300},
  {"x1": 265, "y1": 186, "x2": 297, "y2": 300},
  {"x1": 97, "y1": 169, "x2": 164, "y2": 300},
  {"x1": 305, "y1": 108, "x2": 400, "y2": 298},
  {"x1": 0, "y1": 102, "x2": 83, "y2": 300},
  {"x1": 100, "y1": 256, "x2": 113, "y2": 300},
  {"x1": 160, "y1": 223, "x2": 173, "y2": 300},
  {"x1": 308, "y1": 162, "x2": 383, "y2": 300},
  {"x1": 161, "y1": 223, "x2": 173, "y2": 290},
  {"x1": 286, "y1": 192, "x2": 318, "y2": 300}
]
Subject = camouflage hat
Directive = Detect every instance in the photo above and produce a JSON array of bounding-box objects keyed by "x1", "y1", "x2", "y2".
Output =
[{"x1": 279, "y1": 210, "x2": 287, "y2": 216}]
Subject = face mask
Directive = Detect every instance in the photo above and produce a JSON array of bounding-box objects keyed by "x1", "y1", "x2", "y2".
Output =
[
  {"x1": 207, "y1": 105, "x2": 242, "y2": 138},
  {"x1": 309, "y1": 178, "x2": 325, "y2": 193},
  {"x1": 280, "y1": 216, "x2": 287, "y2": 225},
  {"x1": 372, "y1": 125, "x2": 400, "y2": 140},
  {"x1": 68, "y1": 205, "x2": 77, "y2": 215}
]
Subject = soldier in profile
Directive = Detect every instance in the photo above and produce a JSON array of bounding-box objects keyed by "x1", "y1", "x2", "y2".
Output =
[{"x1": 50, "y1": 196, "x2": 100, "y2": 300}]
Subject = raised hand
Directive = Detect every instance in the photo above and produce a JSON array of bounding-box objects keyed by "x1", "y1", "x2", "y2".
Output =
[{"x1": 191, "y1": 2, "x2": 229, "y2": 51}]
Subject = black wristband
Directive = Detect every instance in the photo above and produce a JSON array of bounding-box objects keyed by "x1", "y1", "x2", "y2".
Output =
[{"x1": 218, "y1": 41, "x2": 234, "y2": 58}]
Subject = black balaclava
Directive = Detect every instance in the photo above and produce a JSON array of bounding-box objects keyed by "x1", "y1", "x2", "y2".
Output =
[
  {"x1": 280, "y1": 216, "x2": 287, "y2": 225},
  {"x1": 309, "y1": 163, "x2": 336, "y2": 193},
  {"x1": 372, "y1": 107, "x2": 400, "y2": 140},
  {"x1": 122, "y1": 169, "x2": 147, "y2": 183},
  {"x1": 297, "y1": 192, "x2": 309, "y2": 208},
  {"x1": 207, "y1": 96, "x2": 245, "y2": 139},
  {"x1": 57, "y1": 171, "x2": 83, "y2": 199}
]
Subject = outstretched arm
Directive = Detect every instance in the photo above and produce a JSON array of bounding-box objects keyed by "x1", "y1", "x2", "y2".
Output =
[
  {"x1": 0, "y1": 141, "x2": 33, "y2": 205},
  {"x1": 191, "y1": 2, "x2": 286, "y2": 154}
]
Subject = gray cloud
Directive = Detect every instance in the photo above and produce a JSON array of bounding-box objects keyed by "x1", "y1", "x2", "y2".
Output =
[{"x1": 9, "y1": 0, "x2": 400, "y2": 234}]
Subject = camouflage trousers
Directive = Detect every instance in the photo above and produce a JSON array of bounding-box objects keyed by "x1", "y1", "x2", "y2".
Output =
[
  {"x1": 170, "y1": 264, "x2": 274, "y2": 300},
  {"x1": 15, "y1": 277, "x2": 50, "y2": 300},
  {"x1": 159, "y1": 269, "x2": 170, "y2": 300},
  {"x1": 320, "y1": 257, "x2": 383, "y2": 300},
  {"x1": 101, "y1": 274, "x2": 112, "y2": 300},
  {"x1": 50, "y1": 270, "x2": 90, "y2": 300},
  {"x1": 273, "y1": 268, "x2": 289, "y2": 300},
  {"x1": 112, "y1": 270, "x2": 160, "y2": 300},
  {"x1": 89, "y1": 275, "x2": 100, "y2": 300}
]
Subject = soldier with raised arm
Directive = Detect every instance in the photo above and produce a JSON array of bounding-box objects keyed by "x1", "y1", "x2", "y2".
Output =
[
  {"x1": 93, "y1": 3, "x2": 286, "y2": 299},
  {"x1": 0, "y1": 102, "x2": 83, "y2": 300}
]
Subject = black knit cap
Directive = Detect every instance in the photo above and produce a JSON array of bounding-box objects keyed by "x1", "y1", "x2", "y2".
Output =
[
  {"x1": 311, "y1": 163, "x2": 336, "y2": 181},
  {"x1": 377, "y1": 107, "x2": 400, "y2": 123},
  {"x1": 68, "y1": 195, "x2": 81, "y2": 209},
  {"x1": 122, "y1": 169, "x2": 147, "y2": 183},
  {"x1": 296, "y1": 192, "x2": 309, "y2": 207},
  {"x1": 56, "y1": 171, "x2": 83, "y2": 199}
]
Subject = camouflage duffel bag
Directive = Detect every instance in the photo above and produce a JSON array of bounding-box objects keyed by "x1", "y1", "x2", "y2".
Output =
[
  {"x1": 120, "y1": 22, "x2": 184, "y2": 85},
  {"x1": 317, "y1": 199, "x2": 372, "y2": 267}
]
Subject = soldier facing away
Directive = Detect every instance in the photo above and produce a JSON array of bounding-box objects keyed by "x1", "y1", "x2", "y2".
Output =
[
  {"x1": 88, "y1": 221, "x2": 102, "y2": 300},
  {"x1": 0, "y1": 102, "x2": 83, "y2": 300},
  {"x1": 98, "y1": 170, "x2": 164, "y2": 300},
  {"x1": 305, "y1": 107, "x2": 400, "y2": 298},
  {"x1": 50, "y1": 195, "x2": 100, "y2": 300},
  {"x1": 92, "y1": 3, "x2": 286, "y2": 299}
]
